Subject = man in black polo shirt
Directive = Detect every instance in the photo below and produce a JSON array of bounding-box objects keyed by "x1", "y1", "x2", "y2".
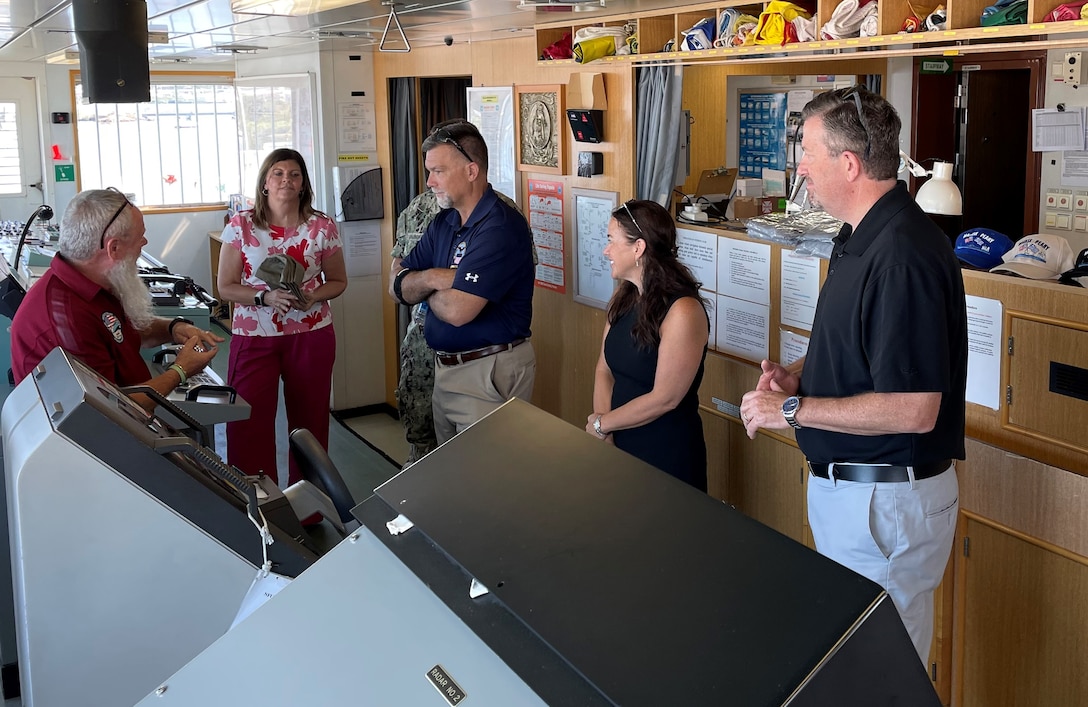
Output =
[{"x1": 739, "y1": 86, "x2": 967, "y2": 664}]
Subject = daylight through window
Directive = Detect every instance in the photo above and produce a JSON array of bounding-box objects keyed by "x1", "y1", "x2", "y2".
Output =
[
  {"x1": 0, "y1": 102, "x2": 22, "y2": 195},
  {"x1": 74, "y1": 75, "x2": 240, "y2": 208}
]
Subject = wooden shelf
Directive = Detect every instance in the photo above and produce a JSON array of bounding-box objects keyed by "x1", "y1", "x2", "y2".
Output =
[{"x1": 536, "y1": 2, "x2": 1088, "y2": 66}]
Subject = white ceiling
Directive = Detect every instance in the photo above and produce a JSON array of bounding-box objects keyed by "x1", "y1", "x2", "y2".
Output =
[{"x1": 0, "y1": 0, "x2": 618, "y2": 64}]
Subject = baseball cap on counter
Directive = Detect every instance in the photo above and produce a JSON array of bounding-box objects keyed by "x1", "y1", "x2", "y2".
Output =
[
  {"x1": 989, "y1": 234, "x2": 1076, "y2": 280},
  {"x1": 953, "y1": 228, "x2": 1014, "y2": 270},
  {"x1": 1058, "y1": 247, "x2": 1088, "y2": 287}
]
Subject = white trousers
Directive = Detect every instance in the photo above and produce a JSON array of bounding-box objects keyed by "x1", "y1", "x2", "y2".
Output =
[{"x1": 807, "y1": 463, "x2": 959, "y2": 664}]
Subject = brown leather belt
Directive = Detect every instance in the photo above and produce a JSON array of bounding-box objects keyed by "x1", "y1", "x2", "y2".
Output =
[
  {"x1": 436, "y1": 338, "x2": 527, "y2": 366},
  {"x1": 807, "y1": 459, "x2": 952, "y2": 483}
]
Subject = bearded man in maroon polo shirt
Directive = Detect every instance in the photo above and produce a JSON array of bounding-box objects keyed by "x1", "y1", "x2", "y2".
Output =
[{"x1": 11, "y1": 189, "x2": 222, "y2": 403}]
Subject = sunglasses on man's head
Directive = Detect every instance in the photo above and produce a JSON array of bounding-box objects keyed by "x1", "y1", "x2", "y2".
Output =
[
  {"x1": 834, "y1": 86, "x2": 873, "y2": 160},
  {"x1": 100, "y1": 187, "x2": 133, "y2": 250},
  {"x1": 430, "y1": 126, "x2": 475, "y2": 164}
]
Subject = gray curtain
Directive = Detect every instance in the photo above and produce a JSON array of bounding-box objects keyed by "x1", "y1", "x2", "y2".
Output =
[
  {"x1": 636, "y1": 65, "x2": 684, "y2": 206},
  {"x1": 390, "y1": 77, "x2": 418, "y2": 216}
]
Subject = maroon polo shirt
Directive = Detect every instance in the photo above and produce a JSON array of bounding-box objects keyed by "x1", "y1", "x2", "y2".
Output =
[{"x1": 10, "y1": 255, "x2": 151, "y2": 386}]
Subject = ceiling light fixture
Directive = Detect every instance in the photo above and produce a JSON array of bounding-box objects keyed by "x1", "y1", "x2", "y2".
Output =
[
  {"x1": 230, "y1": 0, "x2": 365, "y2": 15},
  {"x1": 213, "y1": 43, "x2": 268, "y2": 54},
  {"x1": 515, "y1": 0, "x2": 605, "y2": 12}
]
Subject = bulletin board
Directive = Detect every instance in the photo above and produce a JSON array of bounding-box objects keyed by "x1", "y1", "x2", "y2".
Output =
[
  {"x1": 571, "y1": 187, "x2": 618, "y2": 310},
  {"x1": 467, "y1": 86, "x2": 517, "y2": 203}
]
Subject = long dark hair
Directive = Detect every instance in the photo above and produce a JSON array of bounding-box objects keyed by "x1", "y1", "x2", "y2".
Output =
[
  {"x1": 608, "y1": 199, "x2": 706, "y2": 349},
  {"x1": 251, "y1": 148, "x2": 323, "y2": 230}
]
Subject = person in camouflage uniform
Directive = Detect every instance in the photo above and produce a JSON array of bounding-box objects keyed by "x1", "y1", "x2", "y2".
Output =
[
  {"x1": 390, "y1": 173, "x2": 533, "y2": 467},
  {"x1": 390, "y1": 190, "x2": 443, "y2": 466}
]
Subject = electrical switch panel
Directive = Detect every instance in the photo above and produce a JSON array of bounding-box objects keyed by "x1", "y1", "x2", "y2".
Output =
[
  {"x1": 1075, "y1": 192, "x2": 1088, "y2": 212},
  {"x1": 1065, "y1": 52, "x2": 1087, "y2": 87},
  {"x1": 1045, "y1": 212, "x2": 1058, "y2": 227},
  {"x1": 1075, "y1": 215, "x2": 1088, "y2": 232},
  {"x1": 1056, "y1": 212, "x2": 1072, "y2": 230}
]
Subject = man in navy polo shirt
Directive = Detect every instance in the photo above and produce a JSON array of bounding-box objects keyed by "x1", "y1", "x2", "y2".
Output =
[
  {"x1": 738, "y1": 87, "x2": 967, "y2": 664},
  {"x1": 11, "y1": 189, "x2": 221, "y2": 404},
  {"x1": 391, "y1": 121, "x2": 535, "y2": 443}
]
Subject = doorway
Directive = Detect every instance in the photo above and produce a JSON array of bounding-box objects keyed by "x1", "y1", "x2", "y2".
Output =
[
  {"x1": 0, "y1": 76, "x2": 46, "y2": 223},
  {"x1": 912, "y1": 53, "x2": 1044, "y2": 240},
  {"x1": 386, "y1": 75, "x2": 471, "y2": 343}
]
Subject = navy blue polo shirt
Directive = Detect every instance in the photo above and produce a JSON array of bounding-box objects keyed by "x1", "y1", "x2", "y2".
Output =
[
  {"x1": 796, "y1": 182, "x2": 967, "y2": 466},
  {"x1": 401, "y1": 185, "x2": 535, "y2": 353}
]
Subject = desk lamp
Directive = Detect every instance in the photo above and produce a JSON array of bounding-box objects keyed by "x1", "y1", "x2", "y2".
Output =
[{"x1": 900, "y1": 151, "x2": 962, "y2": 216}]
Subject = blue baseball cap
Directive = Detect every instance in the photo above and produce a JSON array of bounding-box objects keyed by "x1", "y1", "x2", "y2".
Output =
[{"x1": 954, "y1": 228, "x2": 1014, "y2": 270}]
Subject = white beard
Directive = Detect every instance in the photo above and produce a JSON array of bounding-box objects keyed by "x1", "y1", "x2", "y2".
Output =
[
  {"x1": 435, "y1": 191, "x2": 452, "y2": 209},
  {"x1": 106, "y1": 257, "x2": 155, "y2": 332}
]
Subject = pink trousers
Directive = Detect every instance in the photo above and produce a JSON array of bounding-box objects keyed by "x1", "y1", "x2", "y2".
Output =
[{"x1": 226, "y1": 326, "x2": 336, "y2": 485}]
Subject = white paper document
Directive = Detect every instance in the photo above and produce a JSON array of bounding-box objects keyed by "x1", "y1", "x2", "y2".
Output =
[
  {"x1": 701, "y1": 289, "x2": 717, "y2": 349},
  {"x1": 965, "y1": 295, "x2": 1003, "y2": 410},
  {"x1": 338, "y1": 220, "x2": 381, "y2": 277},
  {"x1": 780, "y1": 329, "x2": 810, "y2": 367},
  {"x1": 677, "y1": 228, "x2": 718, "y2": 291},
  {"x1": 1032, "y1": 107, "x2": 1086, "y2": 152},
  {"x1": 780, "y1": 250, "x2": 820, "y2": 330},
  {"x1": 716, "y1": 294, "x2": 769, "y2": 363},
  {"x1": 717, "y1": 237, "x2": 771, "y2": 305}
]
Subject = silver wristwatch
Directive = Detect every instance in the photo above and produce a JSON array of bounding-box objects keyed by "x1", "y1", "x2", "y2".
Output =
[
  {"x1": 782, "y1": 396, "x2": 802, "y2": 430},
  {"x1": 593, "y1": 415, "x2": 605, "y2": 438}
]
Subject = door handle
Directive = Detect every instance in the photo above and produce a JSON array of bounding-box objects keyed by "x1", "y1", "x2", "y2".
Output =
[{"x1": 27, "y1": 181, "x2": 43, "y2": 193}]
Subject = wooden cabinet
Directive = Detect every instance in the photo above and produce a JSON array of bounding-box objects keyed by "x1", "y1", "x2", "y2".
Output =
[
  {"x1": 954, "y1": 515, "x2": 1088, "y2": 706},
  {"x1": 535, "y1": 0, "x2": 1088, "y2": 65}
]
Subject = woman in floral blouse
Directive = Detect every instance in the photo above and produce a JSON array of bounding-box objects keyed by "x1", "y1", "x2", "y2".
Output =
[{"x1": 217, "y1": 148, "x2": 347, "y2": 485}]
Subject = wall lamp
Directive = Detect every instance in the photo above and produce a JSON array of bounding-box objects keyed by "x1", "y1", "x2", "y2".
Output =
[{"x1": 900, "y1": 151, "x2": 962, "y2": 216}]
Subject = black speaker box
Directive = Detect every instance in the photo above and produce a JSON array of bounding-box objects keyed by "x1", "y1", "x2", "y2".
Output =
[{"x1": 73, "y1": 0, "x2": 151, "y2": 104}]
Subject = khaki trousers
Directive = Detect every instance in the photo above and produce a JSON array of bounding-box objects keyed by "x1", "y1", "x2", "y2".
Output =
[{"x1": 432, "y1": 341, "x2": 535, "y2": 444}]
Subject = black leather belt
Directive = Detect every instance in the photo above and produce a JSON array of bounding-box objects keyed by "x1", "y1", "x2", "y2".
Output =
[
  {"x1": 436, "y1": 338, "x2": 526, "y2": 366},
  {"x1": 807, "y1": 459, "x2": 952, "y2": 483}
]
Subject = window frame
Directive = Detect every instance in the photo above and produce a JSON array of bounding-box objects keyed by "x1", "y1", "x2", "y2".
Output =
[{"x1": 69, "y1": 69, "x2": 237, "y2": 214}]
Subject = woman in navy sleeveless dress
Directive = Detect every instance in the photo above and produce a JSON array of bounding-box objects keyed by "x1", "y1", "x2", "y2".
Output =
[{"x1": 586, "y1": 200, "x2": 710, "y2": 491}]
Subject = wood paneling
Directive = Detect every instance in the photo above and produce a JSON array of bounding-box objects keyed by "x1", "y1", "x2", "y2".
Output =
[
  {"x1": 954, "y1": 516, "x2": 1088, "y2": 707},
  {"x1": 726, "y1": 416, "x2": 807, "y2": 543},
  {"x1": 1004, "y1": 313, "x2": 1088, "y2": 455},
  {"x1": 958, "y1": 439, "x2": 1088, "y2": 559},
  {"x1": 963, "y1": 269, "x2": 1088, "y2": 474}
]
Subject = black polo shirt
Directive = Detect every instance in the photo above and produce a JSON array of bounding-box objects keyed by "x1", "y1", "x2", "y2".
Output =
[{"x1": 796, "y1": 181, "x2": 967, "y2": 466}]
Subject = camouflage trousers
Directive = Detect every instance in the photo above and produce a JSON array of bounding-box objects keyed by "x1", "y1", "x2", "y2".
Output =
[{"x1": 395, "y1": 320, "x2": 437, "y2": 465}]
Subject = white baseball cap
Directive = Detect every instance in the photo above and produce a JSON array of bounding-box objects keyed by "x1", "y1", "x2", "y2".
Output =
[{"x1": 989, "y1": 234, "x2": 1076, "y2": 280}]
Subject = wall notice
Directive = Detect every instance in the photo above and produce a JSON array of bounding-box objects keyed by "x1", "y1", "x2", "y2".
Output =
[{"x1": 528, "y1": 179, "x2": 565, "y2": 293}]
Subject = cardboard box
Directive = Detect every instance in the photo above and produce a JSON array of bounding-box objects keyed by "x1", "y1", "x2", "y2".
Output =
[
  {"x1": 732, "y1": 196, "x2": 786, "y2": 219},
  {"x1": 566, "y1": 73, "x2": 607, "y2": 110},
  {"x1": 735, "y1": 178, "x2": 763, "y2": 197}
]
